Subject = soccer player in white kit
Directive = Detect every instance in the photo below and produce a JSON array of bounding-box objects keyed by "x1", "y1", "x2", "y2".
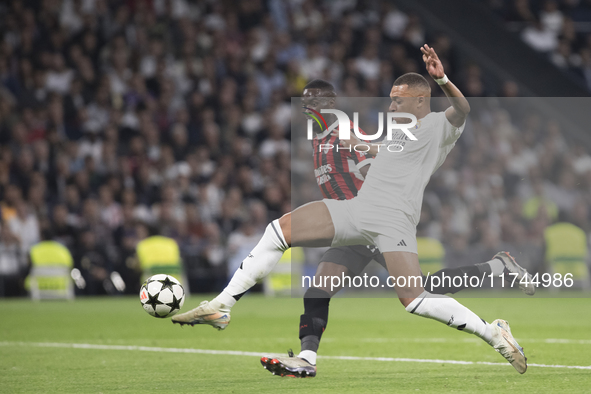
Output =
[{"x1": 173, "y1": 45, "x2": 528, "y2": 374}]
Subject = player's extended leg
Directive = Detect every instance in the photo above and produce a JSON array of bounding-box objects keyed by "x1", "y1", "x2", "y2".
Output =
[
  {"x1": 298, "y1": 261, "x2": 346, "y2": 358},
  {"x1": 261, "y1": 261, "x2": 348, "y2": 378},
  {"x1": 424, "y1": 252, "x2": 535, "y2": 295},
  {"x1": 383, "y1": 251, "x2": 527, "y2": 374},
  {"x1": 172, "y1": 201, "x2": 336, "y2": 329}
]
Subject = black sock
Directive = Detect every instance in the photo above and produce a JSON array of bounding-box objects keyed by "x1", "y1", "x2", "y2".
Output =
[
  {"x1": 475, "y1": 261, "x2": 493, "y2": 275},
  {"x1": 300, "y1": 335, "x2": 320, "y2": 353},
  {"x1": 299, "y1": 288, "x2": 330, "y2": 353},
  {"x1": 424, "y1": 265, "x2": 483, "y2": 295}
]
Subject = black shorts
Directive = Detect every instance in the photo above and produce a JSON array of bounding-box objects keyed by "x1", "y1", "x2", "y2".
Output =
[{"x1": 320, "y1": 245, "x2": 387, "y2": 276}]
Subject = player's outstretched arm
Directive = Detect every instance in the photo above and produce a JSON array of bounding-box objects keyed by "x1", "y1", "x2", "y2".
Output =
[{"x1": 420, "y1": 44, "x2": 470, "y2": 127}]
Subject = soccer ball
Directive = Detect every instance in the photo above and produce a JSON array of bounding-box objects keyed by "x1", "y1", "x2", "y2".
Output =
[{"x1": 140, "y1": 274, "x2": 185, "y2": 318}]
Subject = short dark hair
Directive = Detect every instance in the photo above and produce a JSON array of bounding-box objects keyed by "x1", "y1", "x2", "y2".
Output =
[
  {"x1": 394, "y1": 73, "x2": 430, "y2": 90},
  {"x1": 304, "y1": 79, "x2": 335, "y2": 92}
]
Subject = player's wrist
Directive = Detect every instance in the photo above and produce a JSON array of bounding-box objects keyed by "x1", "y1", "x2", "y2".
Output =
[{"x1": 434, "y1": 74, "x2": 449, "y2": 85}]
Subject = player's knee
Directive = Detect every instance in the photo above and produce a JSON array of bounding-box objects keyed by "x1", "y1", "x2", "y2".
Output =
[
  {"x1": 397, "y1": 286, "x2": 424, "y2": 308},
  {"x1": 399, "y1": 297, "x2": 415, "y2": 308},
  {"x1": 278, "y1": 212, "x2": 291, "y2": 230},
  {"x1": 304, "y1": 287, "x2": 331, "y2": 302},
  {"x1": 314, "y1": 262, "x2": 350, "y2": 296},
  {"x1": 278, "y1": 213, "x2": 291, "y2": 245}
]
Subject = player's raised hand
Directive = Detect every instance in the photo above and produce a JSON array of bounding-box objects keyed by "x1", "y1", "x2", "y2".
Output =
[{"x1": 420, "y1": 44, "x2": 445, "y2": 79}]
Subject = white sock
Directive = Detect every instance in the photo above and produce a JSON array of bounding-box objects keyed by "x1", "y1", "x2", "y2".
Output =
[
  {"x1": 298, "y1": 350, "x2": 317, "y2": 365},
  {"x1": 210, "y1": 220, "x2": 289, "y2": 311},
  {"x1": 405, "y1": 291, "x2": 494, "y2": 345},
  {"x1": 487, "y1": 258, "x2": 506, "y2": 276}
]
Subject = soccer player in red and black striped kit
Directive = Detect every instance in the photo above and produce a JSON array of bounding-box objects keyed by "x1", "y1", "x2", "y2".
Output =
[
  {"x1": 308, "y1": 107, "x2": 366, "y2": 201},
  {"x1": 259, "y1": 79, "x2": 533, "y2": 377}
]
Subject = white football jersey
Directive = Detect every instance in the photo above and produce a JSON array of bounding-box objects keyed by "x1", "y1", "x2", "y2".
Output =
[{"x1": 356, "y1": 110, "x2": 465, "y2": 226}]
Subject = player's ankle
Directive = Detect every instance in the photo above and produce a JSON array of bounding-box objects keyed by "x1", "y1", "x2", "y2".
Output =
[
  {"x1": 210, "y1": 291, "x2": 236, "y2": 312},
  {"x1": 298, "y1": 350, "x2": 317, "y2": 365},
  {"x1": 482, "y1": 322, "x2": 494, "y2": 346}
]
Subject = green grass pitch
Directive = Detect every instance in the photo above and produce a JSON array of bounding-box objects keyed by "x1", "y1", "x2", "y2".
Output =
[{"x1": 1, "y1": 293, "x2": 590, "y2": 393}]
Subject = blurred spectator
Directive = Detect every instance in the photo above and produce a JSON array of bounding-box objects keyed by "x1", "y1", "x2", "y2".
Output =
[
  {"x1": 46, "y1": 53, "x2": 74, "y2": 95},
  {"x1": 98, "y1": 184, "x2": 122, "y2": 229},
  {"x1": 521, "y1": 19, "x2": 558, "y2": 52},
  {"x1": 227, "y1": 219, "x2": 264, "y2": 274},
  {"x1": 74, "y1": 228, "x2": 112, "y2": 296},
  {"x1": 259, "y1": 123, "x2": 290, "y2": 159},
  {"x1": 7, "y1": 200, "x2": 40, "y2": 262},
  {"x1": 540, "y1": 0, "x2": 564, "y2": 35},
  {"x1": 1, "y1": 184, "x2": 22, "y2": 222},
  {"x1": 383, "y1": 4, "x2": 409, "y2": 40},
  {"x1": 444, "y1": 233, "x2": 473, "y2": 269},
  {"x1": 0, "y1": 225, "x2": 27, "y2": 297},
  {"x1": 493, "y1": 0, "x2": 591, "y2": 92},
  {"x1": 50, "y1": 204, "x2": 77, "y2": 250},
  {"x1": 201, "y1": 222, "x2": 226, "y2": 271},
  {"x1": 523, "y1": 180, "x2": 559, "y2": 221},
  {"x1": 256, "y1": 58, "x2": 285, "y2": 108},
  {"x1": 579, "y1": 48, "x2": 591, "y2": 91},
  {"x1": 112, "y1": 205, "x2": 144, "y2": 294}
]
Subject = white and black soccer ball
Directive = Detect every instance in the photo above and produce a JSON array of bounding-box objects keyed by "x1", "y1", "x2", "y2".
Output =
[{"x1": 140, "y1": 274, "x2": 185, "y2": 318}]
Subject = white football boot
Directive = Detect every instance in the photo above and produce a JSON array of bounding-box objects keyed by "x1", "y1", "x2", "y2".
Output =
[
  {"x1": 260, "y1": 350, "x2": 317, "y2": 378},
  {"x1": 494, "y1": 251, "x2": 536, "y2": 295},
  {"x1": 490, "y1": 319, "x2": 527, "y2": 374},
  {"x1": 171, "y1": 300, "x2": 230, "y2": 331}
]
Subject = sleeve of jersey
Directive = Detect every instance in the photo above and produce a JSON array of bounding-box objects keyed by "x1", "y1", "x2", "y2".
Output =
[
  {"x1": 440, "y1": 111, "x2": 466, "y2": 147},
  {"x1": 353, "y1": 127, "x2": 374, "y2": 170}
]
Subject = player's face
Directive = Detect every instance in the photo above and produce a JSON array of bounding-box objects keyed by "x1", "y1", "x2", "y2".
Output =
[
  {"x1": 301, "y1": 89, "x2": 335, "y2": 113},
  {"x1": 302, "y1": 88, "x2": 337, "y2": 131},
  {"x1": 389, "y1": 84, "x2": 424, "y2": 119}
]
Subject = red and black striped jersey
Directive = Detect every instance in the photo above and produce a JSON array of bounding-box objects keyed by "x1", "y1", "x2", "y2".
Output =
[{"x1": 311, "y1": 121, "x2": 373, "y2": 200}]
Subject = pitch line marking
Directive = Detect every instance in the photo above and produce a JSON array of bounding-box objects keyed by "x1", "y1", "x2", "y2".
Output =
[
  {"x1": 360, "y1": 337, "x2": 591, "y2": 345},
  {"x1": 1, "y1": 341, "x2": 590, "y2": 370}
]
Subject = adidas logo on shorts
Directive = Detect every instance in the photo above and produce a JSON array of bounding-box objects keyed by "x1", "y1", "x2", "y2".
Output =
[{"x1": 397, "y1": 239, "x2": 407, "y2": 246}]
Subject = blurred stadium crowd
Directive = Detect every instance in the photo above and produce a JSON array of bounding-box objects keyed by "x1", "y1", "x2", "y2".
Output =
[
  {"x1": 490, "y1": 0, "x2": 591, "y2": 91},
  {"x1": 0, "y1": 0, "x2": 589, "y2": 296},
  {"x1": 421, "y1": 99, "x2": 591, "y2": 273}
]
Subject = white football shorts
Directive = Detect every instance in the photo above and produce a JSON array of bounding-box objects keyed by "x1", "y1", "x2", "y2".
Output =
[{"x1": 322, "y1": 198, "x2": 418, "y2": 254}]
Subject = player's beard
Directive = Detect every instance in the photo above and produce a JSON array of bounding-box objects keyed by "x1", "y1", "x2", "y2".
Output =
[
  {"x1": 322, "y1": 113, "x2": 337, "y2": 128},
  {"x1": 307, "y1": 112, "x2": 336, "y2": 135}
]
